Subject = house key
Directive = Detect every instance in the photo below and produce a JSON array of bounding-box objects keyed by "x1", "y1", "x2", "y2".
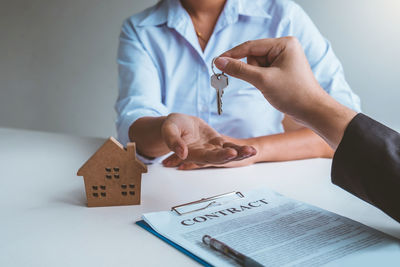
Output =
[{"x1": 211, "y1": 58, "x2": 229, "y2": 115}]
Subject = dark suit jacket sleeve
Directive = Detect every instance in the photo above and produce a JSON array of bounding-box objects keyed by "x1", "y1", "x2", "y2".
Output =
[{"x1": 331, "y1": 113, "x2": 400, "y2": 223}]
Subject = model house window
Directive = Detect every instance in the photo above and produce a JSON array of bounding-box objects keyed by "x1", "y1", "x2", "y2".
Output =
[
  {"x1": 114, "y1": 167, "x2": 120, "y2": 179},
  {"x1": 104, "y1": 167, "x2": 120, "y2": 179},
  {"x1": 121, "y1": 191, "x2": 135, "y2": 196},
  {"x1": 92, "y1": 185, "x2": 106, "y2": 198},
  {"x1": 105, "y1": 167, "x2": 112, "y2": 179}
]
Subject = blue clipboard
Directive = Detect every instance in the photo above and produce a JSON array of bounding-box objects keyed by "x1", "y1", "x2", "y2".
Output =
[
  {"x1": 136, "y1": 192, "x2": 244, "y2": 266},
  {"x1": 136, "y1": 220, "x2": 212, "y2": 267}
]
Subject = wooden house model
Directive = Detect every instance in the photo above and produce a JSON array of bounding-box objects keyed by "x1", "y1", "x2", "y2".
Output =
[{"x1": 77, "y1": 137, "x2": 147, "y2": 207}]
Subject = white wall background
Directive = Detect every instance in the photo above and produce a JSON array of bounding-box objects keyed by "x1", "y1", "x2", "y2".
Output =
[
  {"x1": 302, "y1": 0, "x2": 400, "y2": 131},
  {"x1": 1, "y1": 0, "x2": 399, "y2": 138}
]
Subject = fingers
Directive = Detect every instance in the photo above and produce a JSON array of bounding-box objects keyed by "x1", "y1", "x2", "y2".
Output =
[
  {"x1": 186, "y1": 147, "x2": 238, "y2": 165},
  {"x1": 163, "y1": 148, "x2": 237, "y2": 168},
  {"x1": 176, "y1": 145, "x2": 256, "y2": 170},
  {"x1": 214, "y1": 38, "x2": 298, "y2": 86},
  {"x1": 214, "y1": 57, "x2": 264, "y2": 87},
  {"x1": 161, "y1": 121, "x2": 188, "y2": 159},
  {"x1": 163, "y1": 143, "x2": 257, "y2": 168},
  {"x1": 184, "y1": 143, "x2": 256, "y2": 165},
  {"x1": 178, "y1": 162, "x2": 201, "y2": 170},
  {"x1": 219, "y1": 38, "x2": 285, "y2": 60},
  {"x1": 162, "y1": 153, "x2": 183, "y2": 167},
  {"x1": 162, "y1": 154, "x2": 204, "y2": 170},
  {"x1": 208, "y1": 136, "x2": 225, "y2": 146},
  {"x1": 223, "y1": 143, "x2": 257, "y2": 161}
]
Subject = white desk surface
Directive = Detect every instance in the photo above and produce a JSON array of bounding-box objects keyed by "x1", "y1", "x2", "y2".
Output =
[{"x1": 1, "y1": 127, "x2": 399, "y2": 267}]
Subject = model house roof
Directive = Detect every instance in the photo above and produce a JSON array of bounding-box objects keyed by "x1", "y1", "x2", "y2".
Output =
[{"x1": 77, "y1": 137, "x2": 147, "y2": 176}]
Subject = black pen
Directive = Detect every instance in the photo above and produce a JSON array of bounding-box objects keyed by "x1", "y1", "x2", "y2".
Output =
[{"x1": 202, "y1": 235, "x2": 264, "y2": 267}]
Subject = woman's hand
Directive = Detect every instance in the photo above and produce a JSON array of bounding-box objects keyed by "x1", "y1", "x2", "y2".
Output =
[
  {"x1": 161, "y1": 113, "x2": 257, "y2": 166},
  {"x1": 162, "y1": 134, "x2": 258, "y2": 170}
]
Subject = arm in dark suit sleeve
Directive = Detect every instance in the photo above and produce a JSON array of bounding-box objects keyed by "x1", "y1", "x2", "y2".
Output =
[{"x1": 332, "y1": 113, "x2": 400, "y2": 222}]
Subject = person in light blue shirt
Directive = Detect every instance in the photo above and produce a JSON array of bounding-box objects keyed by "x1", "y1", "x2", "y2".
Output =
[{"x1": 115, "y1": 0, "x2": 361, "y2": 169}]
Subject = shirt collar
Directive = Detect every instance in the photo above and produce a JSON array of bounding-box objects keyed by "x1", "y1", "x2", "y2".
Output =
[
  {"x1": 238, "y1": 0, "x2": 272, "y2": 19},
  {"x1": 138, "y1": 0, "x2": 271, "y2": 27}
]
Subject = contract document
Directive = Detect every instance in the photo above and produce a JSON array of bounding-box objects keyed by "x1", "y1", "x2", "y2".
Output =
[{"x1": 141, "y1": 188, "x2": 400, "y2": 266}]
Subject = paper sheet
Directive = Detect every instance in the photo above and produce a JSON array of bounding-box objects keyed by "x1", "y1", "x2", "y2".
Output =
[{"x1": 142, "y1": 188, "x2": 400, "y2": 266}]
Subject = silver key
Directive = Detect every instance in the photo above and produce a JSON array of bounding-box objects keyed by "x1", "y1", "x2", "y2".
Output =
[
  {"x1": 211, "y1": 58, "x2": 229, "y2": 115},
  {"x1": 211, "y1": 74, "x2": 228, "y2": 115}
]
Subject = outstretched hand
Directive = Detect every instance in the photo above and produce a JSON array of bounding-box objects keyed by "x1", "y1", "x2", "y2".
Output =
[
  {"x1": 162, "y1": 134, "x2": 257, "y2": 170},
  {"x1": 161, "y1": 113, "x2": 256, "y2": 168}
]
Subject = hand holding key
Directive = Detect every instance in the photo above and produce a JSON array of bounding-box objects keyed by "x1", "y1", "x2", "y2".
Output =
[
  {"x1": 211, "y1": 58, "x2": 229, "y2": 115},
  {"x1": 214, "y1": 37, "x2": 357, "y2": 149},
  {"x1": 213, "y1": 38, "x2": 325, "y2": 120}
]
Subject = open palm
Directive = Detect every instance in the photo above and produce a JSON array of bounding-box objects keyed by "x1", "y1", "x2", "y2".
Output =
[{"x1": 161, "y1": 113, "x2": 256, "y2": 166}]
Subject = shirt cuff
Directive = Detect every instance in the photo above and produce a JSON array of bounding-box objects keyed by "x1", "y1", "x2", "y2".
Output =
[{"x1": 136, "y1": 151, "x2": 173, "y2": 165}]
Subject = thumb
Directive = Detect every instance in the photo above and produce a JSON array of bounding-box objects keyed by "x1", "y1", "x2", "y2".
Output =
[
  {"x1": 161, "y1": 122, "x2": 188, "y2": 160},
  {"x1": 214, "y1": 57, "x2": 262, "y2": 86}
]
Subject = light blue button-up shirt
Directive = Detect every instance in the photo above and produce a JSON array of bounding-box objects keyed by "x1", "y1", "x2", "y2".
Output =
[{"x1": 116, "y1": 0, "x2": 361, "y2": 150}]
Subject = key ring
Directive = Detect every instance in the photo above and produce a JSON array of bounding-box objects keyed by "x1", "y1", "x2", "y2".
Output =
[{"x1": 211, "y1": 57, "x2": 224, "y2": 79}]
